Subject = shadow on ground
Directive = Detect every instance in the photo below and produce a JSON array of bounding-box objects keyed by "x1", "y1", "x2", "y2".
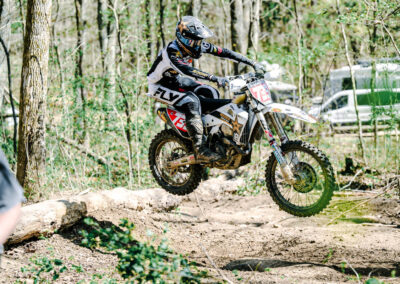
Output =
[{"x1": 223, "y1": 258, "x2": 399, "y2": 278}]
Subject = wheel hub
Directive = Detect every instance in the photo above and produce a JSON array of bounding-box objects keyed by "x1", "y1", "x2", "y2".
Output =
[
  {"x1": 163, "y1": 147, "x2": 188, "y2": 176},
  {"x1": 293, "y1": 162, "x2": 317, "y2": 193}
]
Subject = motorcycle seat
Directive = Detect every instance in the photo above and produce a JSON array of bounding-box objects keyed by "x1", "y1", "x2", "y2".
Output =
[{"x1": 198, "y1": 96, "x2": 232, "y2": 114}]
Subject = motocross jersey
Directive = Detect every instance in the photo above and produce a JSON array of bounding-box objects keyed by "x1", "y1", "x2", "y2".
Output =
[{"x1": 147, "y1": 40, "x2": 255, "y2": 85}]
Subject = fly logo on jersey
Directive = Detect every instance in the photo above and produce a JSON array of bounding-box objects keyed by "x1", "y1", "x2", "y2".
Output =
[
  {"x1": 155, "y1": 88, "x2": 182, "y2": 103},
  {"x1": 167, "y1": 109, "x2": 187, "y2": 132}
]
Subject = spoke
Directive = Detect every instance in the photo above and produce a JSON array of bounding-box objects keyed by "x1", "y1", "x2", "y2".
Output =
[
  {"x1": 282, "y1": 185, "x2": 291, "y2": 200},
  {"x1": 156, "y1": 139, "x2": 192, "y2": 186}
]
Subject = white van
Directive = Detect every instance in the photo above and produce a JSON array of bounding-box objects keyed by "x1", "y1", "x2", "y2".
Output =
[{"x1": 309, "y1": 89, "x2": 400, "y2": 125}]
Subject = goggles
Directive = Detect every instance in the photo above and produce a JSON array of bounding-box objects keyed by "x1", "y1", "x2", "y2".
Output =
[{"x1": 177, "y1": 32, "x2": 202, "y2": 51}]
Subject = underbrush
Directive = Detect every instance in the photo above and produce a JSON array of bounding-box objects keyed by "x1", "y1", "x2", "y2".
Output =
[{"x1": 18, "y1": 218, "x2": 208, "y2": 283}]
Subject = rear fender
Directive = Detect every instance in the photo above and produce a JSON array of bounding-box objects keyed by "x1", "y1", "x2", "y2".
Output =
[
  {"x1": 157, "y1": 108, "x2": 189, "y2": 138},
  {"x1": 262, "y1": 103, "x2": 317, "y2": 123}
]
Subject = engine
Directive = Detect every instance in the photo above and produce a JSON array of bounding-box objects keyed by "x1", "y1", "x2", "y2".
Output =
[
  {"x1": 220, "y1": 124, "x2": 233, "y2": 138},
  {"x1": 208, "y1": 131, "x2": 243, "y2": 170}
]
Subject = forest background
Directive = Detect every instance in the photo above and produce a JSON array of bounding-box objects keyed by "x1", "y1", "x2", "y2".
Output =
[{"x1": 0, "y1": 0, "x2": 399, "y2": 199}]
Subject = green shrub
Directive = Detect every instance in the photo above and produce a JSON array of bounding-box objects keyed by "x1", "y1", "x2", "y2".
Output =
[{"x1": 80, "y1": 218, "x2": 207, "y2": 283}]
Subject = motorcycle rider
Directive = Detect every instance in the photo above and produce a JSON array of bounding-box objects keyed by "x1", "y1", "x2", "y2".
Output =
[{"x1": 147, "y1": 16, "x2": 264, "y2": 163}]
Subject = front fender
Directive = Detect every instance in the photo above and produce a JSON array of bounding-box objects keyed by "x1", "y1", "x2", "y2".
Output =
[{"x1": 262, "y1": 103, "x2": 317, "y2": 123}]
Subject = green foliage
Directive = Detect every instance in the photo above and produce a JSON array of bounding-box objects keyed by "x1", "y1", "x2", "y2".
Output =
[
  {"x1": 232, "y1": 269, "x2": 243, "y2": 281},
  {"x1": 236, "y1": 172, "x2": 265, "y2": 196},
  {"x1": 322, "y1": 248, "x2": 334, "y2": 264},
  {"x1": 18, "y1": 255, "x2": 119, "y2": 284},
  {"x1": 18, "y1": 219, "x2": 207, "y2": 283},
  {"x1": 365, "y1": 278, "x2": 384, "y2": 284},
  {"x1": 0, "y1": 119, "x2": 16, "y2": 166},
  {"x1": 20, "y1": 257, "x2": 69, "y2": 283},
  {"x1": 2, "y1": 0, "x2": 398, "y2": 198},
  {"x1": 80, "y1": 218, "x2": 207, "y2": 283}
]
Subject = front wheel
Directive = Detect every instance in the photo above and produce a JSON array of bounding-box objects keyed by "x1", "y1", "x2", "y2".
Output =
[
  {"x1": 149, "y1": 129, "x2": 203, "y2": 195},
  {"x1": 265, "y1": 140, "x2": 335, "y2": 217}
]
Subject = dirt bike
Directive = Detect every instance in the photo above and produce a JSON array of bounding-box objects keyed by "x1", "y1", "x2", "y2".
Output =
[{"x1": 148, "y1": 72, "x2": 336, "y2": 217}]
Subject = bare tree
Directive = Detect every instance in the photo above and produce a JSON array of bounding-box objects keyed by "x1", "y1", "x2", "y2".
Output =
[
  {"x1": 51, "y1": 0, "x2": 65, "y2": 99},
  {"x1": 149, "y1": 0, "x2": 158, "y2": 61},
  {"x1": 292, "y1": 0, "x2": 303, "y2": 105},
  {"x1": 336, "y1": 0, "x2": 366, "y2": 162},
  {"x1": 0, "y1": 0, "x2": 17, "y2": 158},
  {"x1": 159, "y1": 0, "x2": 166, "y2": 47},
  {"x1": 189, "y1": 0, "x2": 202, "y2": 69},
  {"x1": 17, "y1": 0, "x2": 52, "y2": 195},
  {"x1": 97, "y1": 0, "x2": 108, "y2": 72},
  {"x1": 105, "y1": 0, "x2": 117, "y2": 102},
  {"x1": 242, "y1": 0, "x2": 251, "y2": 54},
  {"x1": 230, "y1": 0, "x2": 243, "y2": 74},
  {"x1": 367, "y1": 0, "x2": 379, "y2": 154},
  {"x1": 73, "y1": 0, "x2": 87, "y2": 143},
  {"x1": 250, "y1": 0, "x2": 261, "y2": 57}
]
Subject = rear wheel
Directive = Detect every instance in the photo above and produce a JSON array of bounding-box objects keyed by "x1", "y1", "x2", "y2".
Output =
[
  {"x1": 149, "y1": 129, "x2": 203, "y2": 195},
  {"x1": 265, "y1": 140, "x2": 335, "y2": 217}
]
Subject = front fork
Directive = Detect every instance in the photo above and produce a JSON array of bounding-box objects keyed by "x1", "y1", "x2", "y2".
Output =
[{"x1": 252, "y1": 103, "x2": 296, "y2": 184}]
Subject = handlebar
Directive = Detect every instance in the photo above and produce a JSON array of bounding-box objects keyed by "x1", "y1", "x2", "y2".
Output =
[{"x1": 227, "y1": 72, "x2": 264, "y2": 82}]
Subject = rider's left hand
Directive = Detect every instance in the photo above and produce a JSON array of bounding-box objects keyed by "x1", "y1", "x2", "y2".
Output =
[
  {"x1": 253, "y1": 63, "x2": 266, "y2": 75},
  {"x1": 210, "y1": 75, "x2": 229, "y2": 88}
]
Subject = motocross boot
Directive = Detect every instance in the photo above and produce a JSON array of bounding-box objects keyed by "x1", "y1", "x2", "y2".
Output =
[{"x1": 186, "y1": 115, "x2": 222, "y2": 163}]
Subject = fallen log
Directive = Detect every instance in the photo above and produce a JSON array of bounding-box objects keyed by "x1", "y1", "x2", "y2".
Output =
[{"x1": 6, "y1": 187, "x2": 181, "y2": 245}]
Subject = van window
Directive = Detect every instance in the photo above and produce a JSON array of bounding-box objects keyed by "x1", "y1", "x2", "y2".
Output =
[
  {"x1": 323, "y1": 95, "x2": 348, "y2": 112},
  {"x1": 342, "y1": 78, "x2": 352, "y2": 90},
  {"x1": 357, "y1": 91, "x2": 400, "y2": 106}
]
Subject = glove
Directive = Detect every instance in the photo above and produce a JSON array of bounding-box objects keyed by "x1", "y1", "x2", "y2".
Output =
[
  {"x1": 253, "y1": 63, "x2": 266, "y2": 75},
  {"x1": 210, "y1": 75, "x2": 229, "y2": 88}
]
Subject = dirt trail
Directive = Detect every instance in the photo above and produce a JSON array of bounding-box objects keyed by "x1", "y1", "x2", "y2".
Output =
[{"x1": 1, "y1": 176, "x2": 399, "y2": 283}]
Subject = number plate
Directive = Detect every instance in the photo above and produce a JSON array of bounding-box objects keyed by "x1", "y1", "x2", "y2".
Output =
[
  {"x1": 248, "y1": 80, "x2": 272, "y2": 105},
  {"x1": 167, "y1": 109, "x2": 187, "y2": 132}
]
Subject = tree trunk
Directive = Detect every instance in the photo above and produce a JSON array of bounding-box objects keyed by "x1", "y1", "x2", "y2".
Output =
[
  {"x1": 242, "y1": 0, "x2": 250, "y2": 54},
  {"x1": 0, "y1": 0, "x2": 17, "y2": 158},
  {"x1": 6, "y1": 188, "x2": 182, "y2": 245},
  {"x1": 218, "y1": 0, "x2": 231, "y2": 77},
  {"x1": 191, "y1": 0, "x2": 201, "y2": 69},
  {"x1": 17, "y1": 0, "x2": 52, "y2": 196},
  {"x1": 73, "y1": 0, "x2": 86, "y2": 143},
  {"x1": 250, "y1": 0, "x2": 260, "y2": 57},
  {"x1": 0, "y1": 0, "x2": 8, "y2": 110},
  {"x1": 97, "y1": 0, "x2": 108, "y2": 73},
  {"x1": 144, "y1": 0, "x2": 151, "y2": 59},
  {"x1": 336, "y1": 0, "x2": 366, "y2": 162},
  {"x1": 105, "y1": 0, "x2": 117, "y2": 103},
  {"x1": 17, "y1": 0, "x2": 25, "y2": 39},
  {"x1": 149, "y1": 0, "x2": 158, "y2": 61},
  {"x1": 369, "y1": 0, "x2": 378, "y2": 157},
  {"x1": 159, "y1": 0, "x2": 165, "y2": 47},
  {"x1": 292, "y1": 0, "x2": 303, "y2": 106},
  {"x1": 51, "y1": 0, "x2": 65, "y2": 99},
  {"x1": 230, "y1": 0, "x2": 243, "y2": 74}
]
